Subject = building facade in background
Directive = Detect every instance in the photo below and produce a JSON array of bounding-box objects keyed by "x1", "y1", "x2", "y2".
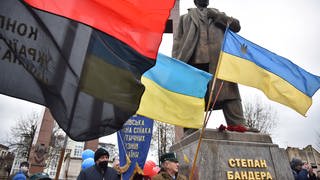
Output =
[
  {"x1": 0, "y1": 144, "x2": 14, "y2": 179},
  {"x1": 44, "y1": 138, "x2": 84, "y2": 179}
]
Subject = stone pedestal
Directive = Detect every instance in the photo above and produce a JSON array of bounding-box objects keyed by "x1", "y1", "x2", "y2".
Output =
[{"x1": 171, "y1": 129, "x2": 294, "y2": 180}]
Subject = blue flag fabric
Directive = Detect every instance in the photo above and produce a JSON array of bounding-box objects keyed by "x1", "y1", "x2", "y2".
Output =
[
  {"x1": 216, "y1": 29, "x2": 320, "y2": 115},
  {"x1": 117, "y1": 115, "x2": 154, "y2": 179},
  {"x1": 137, "y1": 53, "x2": 212, "y2": 128}
]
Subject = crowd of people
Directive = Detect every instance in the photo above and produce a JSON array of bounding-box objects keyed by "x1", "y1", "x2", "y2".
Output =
[
  {"x1": 77, "y1": 148, "x2": 185, "y2": 180},
  {"x1": 8, "y1": 147, "x2": 320, "y2": 180},
  {"x1": 78, "y1": 148, "x2": 320, "y2": 180}
]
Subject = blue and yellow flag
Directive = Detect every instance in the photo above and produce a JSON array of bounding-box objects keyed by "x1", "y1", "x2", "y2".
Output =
[
  {"x1": 137, "y1": 53, "x2": 212, "y2": 128},
  {"x1": 216, "y1": 29, "x2": 320, "y2": 115}
]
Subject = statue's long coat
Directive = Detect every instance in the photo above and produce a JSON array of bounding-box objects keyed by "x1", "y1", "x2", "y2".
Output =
[{"x1": 172, "y1": 8, "x2": 241, "y2": 102}]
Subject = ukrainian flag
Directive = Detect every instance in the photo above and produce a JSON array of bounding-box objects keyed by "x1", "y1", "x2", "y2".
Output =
[
  {"x1": 216, "y1": 29, "x2": 320, "y2": 115},
  {"x1": 137, "y1": 53, "x2": 212, "y2": 128}
]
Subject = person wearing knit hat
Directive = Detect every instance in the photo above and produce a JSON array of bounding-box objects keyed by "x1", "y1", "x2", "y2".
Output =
[
  {"x1": 77, "y1": 148, "x2": 120, "y2": 180},
  {"x1": 290, "y1": 158, "x2": 317, "y2": 180},
  {"x1": 94, "y1": 147, "x2": 109, "y2": 162}
]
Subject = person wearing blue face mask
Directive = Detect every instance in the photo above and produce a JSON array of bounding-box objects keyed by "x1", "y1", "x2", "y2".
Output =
[{"x1": 77, "y1": 148, "x2": 120, "y2": 180}]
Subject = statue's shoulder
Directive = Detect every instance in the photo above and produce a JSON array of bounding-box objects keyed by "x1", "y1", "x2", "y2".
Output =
[
  {"x1": 179, "y1": 10, "x2": 193, "y2": 21},
  {"x1": 181, "y1": 8, "x2": 198, "y2": 20},
  {"x1": 183, "y1": 8, "x2": 198, "y2": 15},
  {"x1": 207, "y1": 7, "x2": 226, "y2": 16},
  {"x1": 208, "y1": 7, "x2": 222, "y2": 13}
]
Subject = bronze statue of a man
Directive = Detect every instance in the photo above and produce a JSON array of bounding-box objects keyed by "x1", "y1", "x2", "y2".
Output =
[{"x1": 172, "y1": 0, "x2": 258, "y2": 133}]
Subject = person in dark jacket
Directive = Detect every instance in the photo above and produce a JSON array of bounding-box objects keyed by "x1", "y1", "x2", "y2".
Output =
[
  {"x1": 77, "y1": 148, "x2": 120, "y2": 180},
  {"x1": 291, "y1": 158, "x2": 317, "y2": 180}
]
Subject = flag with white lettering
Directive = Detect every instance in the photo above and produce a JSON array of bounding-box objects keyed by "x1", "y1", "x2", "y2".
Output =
[
  {"x1": 0, "y1": 0, "x2": 173, "y2": 141},
  {"x1": 117, "y1": 115, "x2": 153, "y2": 179}
]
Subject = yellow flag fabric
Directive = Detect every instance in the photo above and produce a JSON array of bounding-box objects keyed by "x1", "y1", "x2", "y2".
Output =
[
  {"x1": 138, "y1": 77, "x2": 205, "y2": 128},
  {"x1": 137, "y1": 53, "x2": 212, "y2": 128}
]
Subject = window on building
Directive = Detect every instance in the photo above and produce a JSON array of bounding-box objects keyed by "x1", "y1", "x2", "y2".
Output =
[
  {"x1": 50, "y1": 171, "x2": 56, "y2": 176},
  {"x1": 74, "y1": 145, "x2": 83, "y2": 157}
]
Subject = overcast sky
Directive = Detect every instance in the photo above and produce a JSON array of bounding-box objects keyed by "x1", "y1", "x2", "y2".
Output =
[{"x1": 1, "y1": 0, "x2": 319, "y2": 151}]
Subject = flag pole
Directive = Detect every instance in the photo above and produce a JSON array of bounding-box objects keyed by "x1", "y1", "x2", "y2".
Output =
[
  {"x1": 189, "y1": 80, "x2": 224, "y2": 180},
  {"x1": 54, "y1": 136, "x2": 68, "y2": 180},
  {"x1": 117, "y1": 131, "x2": 132, "y2": 173},
  {"x1": 189, "y1": 21, "x2": 232, "y2": 179}
]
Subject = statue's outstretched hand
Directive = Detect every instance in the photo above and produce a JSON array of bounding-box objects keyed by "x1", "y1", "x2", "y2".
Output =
[{"x1": 207, "y1": 9, "x2": 241, "y2": 33}]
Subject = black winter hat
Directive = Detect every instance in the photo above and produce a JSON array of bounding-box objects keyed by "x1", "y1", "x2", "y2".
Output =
[
  {"x1": 160, "y1": 152, "x2": 178, "y2": 163},
  {"x1": 20, "y1": 161, "x2": 29, "y2": 168},
  {"x1": 290, "y1": 158, "x2": 303, "y2": 169},
  {"x1": 94, "y1": 148, "x2": 109, "y2": 162}
]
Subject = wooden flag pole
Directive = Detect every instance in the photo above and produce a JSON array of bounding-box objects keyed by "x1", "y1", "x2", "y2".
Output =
[
  {"x1": 189, "y1": 79, "x2": 224, "y2": 180},
  {"x1": 188, "y1": 21, "x2": 232, "y2": 180},
  {"x1": 55, "y1": 136, "x2": 68, "y2": 180},
  {"x1": 117, "y1": 132, "x2": 132, "y2": 174}
]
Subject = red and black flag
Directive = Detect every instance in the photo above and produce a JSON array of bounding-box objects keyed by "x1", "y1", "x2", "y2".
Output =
[{"x1": 0, "y1": 0, "x2": 174, "y2": 141}]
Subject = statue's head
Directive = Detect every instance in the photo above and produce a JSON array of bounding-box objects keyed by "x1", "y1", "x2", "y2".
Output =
[{"x1": 194, "y1": 0, "x2": 209, "y2": 8}]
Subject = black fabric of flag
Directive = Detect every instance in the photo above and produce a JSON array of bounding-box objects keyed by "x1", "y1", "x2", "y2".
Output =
[{"x1": 0, "y1": 0, "x2": 171, "y2": 141}]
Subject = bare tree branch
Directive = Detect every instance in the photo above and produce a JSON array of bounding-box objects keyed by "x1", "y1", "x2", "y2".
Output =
[
  {"x1": 6, "y1": 111, "x2": 39, "y2": 160},
  {"x1": 243, "y1": 97, "x2": 278, "y2": 134},
  {"x1": 6, "y1": 111, "x2": 63, "y2": 168},
  {"x1": 151, "y1": 121, "x2": 175, "y2": 159}
]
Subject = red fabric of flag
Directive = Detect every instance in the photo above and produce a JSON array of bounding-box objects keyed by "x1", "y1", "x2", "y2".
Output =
[{"x1": 24, "y1": 0, "x2": 175, "y2": 59}]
